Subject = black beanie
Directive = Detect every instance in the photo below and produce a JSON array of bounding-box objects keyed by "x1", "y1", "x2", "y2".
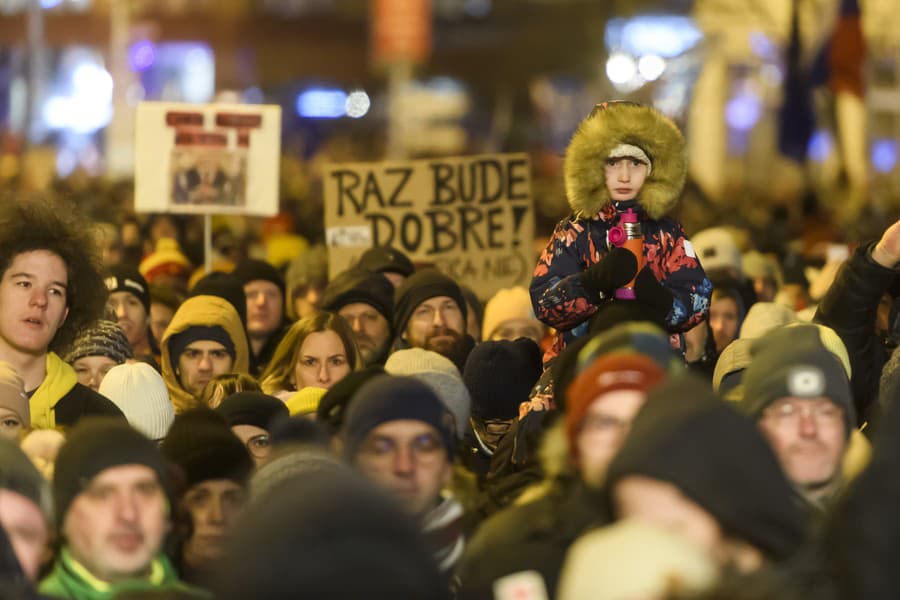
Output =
[
  {"x1": 463, "y1": 339, "x2": 542, "y2": 420},
  {"x1": 190, "y1": 272, "x2": 247, "y2": 327},
  {"x1": 321, "y1": 268, "x2": 394, "y2": 322},
  {"x1": 781, "y1": 253, "x2": 810, "y2": 288},
  {"x1": 606, "y1": 374, "x2": 807, "y2": 560},
  {"x1": 231, "y1": 259, "x2": 286, "y2": 299},
  {"x1": 393, "y1": 269, "x2": 467, "y2": 335},
  {"x1": 740, "y1": 325, "x2": 856, "y2": 436},
  {"x1": 268, "y1": 415, "x2": 331, "y2": 448},
  {"x1": 0, "y1": 438, "x2": 52, "y2": 526},
  {"x1": 341, "y1": 375, "x2": 456, "y2": 460},
  {"x1": 53, "y1": 418, "x2": 168, "y2": 528},
  {"x1": 168, "y1": 325, "x2": 236, "y2": 372},
  {"x1": 161, "y1": 409, "x2": 253, "y2": 488},
  {"x1": 105, "y1": 264, "x2": 151, "y2": 313},
  {"x1": 215, "y1": 391, "x2": 289, "y2": 430},
  {"x1": 316, "y1": 364, "x2": 386, "y2": 435},
  {"x1": 214, "y1": 470, "x2": 447, "y2": 600},
  {"x1": 357, "y1": 245, "x2": 415, "y2": 277}
]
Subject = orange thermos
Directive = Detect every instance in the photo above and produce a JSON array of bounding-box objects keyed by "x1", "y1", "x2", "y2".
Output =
[{"x1": 608, "y1": 208, "x2": 643, "y2": 299}]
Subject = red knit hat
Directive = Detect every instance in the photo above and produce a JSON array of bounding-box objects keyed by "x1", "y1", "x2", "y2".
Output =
[{"x1": 565, "y1": 353, "x2": 666, "y2": 462}]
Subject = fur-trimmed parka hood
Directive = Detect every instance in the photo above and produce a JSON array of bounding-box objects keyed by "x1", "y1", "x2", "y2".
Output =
[{"x1": 565, "y1": 102, "x2": 686, "y2": 220}]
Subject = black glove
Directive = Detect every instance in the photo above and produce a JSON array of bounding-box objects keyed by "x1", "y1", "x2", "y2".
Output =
[
  {"x1": 633, "y1": 266, "x2": 674, "y2": 321},
  {"x1": 581, "y1": 247, "x2": 638, "y2": 300}
]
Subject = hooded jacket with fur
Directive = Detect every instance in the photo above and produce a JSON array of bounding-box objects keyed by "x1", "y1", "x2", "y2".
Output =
[
  {"x1": 530, "y1": 103, "x2": 711, "y2": 360},
  {"x1": 160, "y1": 295, "x2": 249, "y2": 413}
]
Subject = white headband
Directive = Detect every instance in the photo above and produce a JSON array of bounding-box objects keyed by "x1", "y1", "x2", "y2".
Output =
[{"x1": 608, "y1": 144, "x2": 652, "y2": 175}]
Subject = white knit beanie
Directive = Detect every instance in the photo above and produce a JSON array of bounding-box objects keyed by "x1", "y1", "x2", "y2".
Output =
[
  {"x1": 739, "y1": 302, "x2": 798, "y2": 340},
  {"x1": 98, "y1": 363, "x2": 175, "y2": 441},
  {"x1": 691, "y1": 227, "x2": 742, "y2": 274},
  {"x1": 557, "y1": 519, "x2": 716, "y2": 600},
  {"x1": 384, "y1": 348, "x2": 471, "y2": 438},
  {"x1": 481, "y1": 286, "x2": 539, "y2": 341}
]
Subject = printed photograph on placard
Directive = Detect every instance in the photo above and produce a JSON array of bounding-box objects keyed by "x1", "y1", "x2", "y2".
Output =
[{"x1": 171, "y1": 148, "x2": 247, "y2": 207}]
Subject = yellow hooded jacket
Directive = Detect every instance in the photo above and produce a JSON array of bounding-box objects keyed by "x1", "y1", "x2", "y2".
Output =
[{"x1": 160, "y1": 295, "x2": 249, "y2": 413}]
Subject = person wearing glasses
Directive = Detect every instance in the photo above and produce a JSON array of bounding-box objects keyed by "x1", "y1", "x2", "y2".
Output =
[
  {"x1": 340, "y1": 375, "x2": 463, "y2": 576},
  {"x1": 738, "y1": 324, "x2": 856, "y2": 519},
  {"x1": 215, "y1": 391, "x2": 289, "y2": 466}
]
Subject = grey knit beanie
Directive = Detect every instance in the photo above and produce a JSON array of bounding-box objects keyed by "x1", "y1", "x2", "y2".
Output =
[
  {"x1": 63, "y1": 320, "x2": 133, "y2": 365},
  {"x1": 384, "y1": 348, "x2": 471, "y2": 438}
]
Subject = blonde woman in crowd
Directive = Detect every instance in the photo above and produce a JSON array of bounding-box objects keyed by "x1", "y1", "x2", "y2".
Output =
[{"x1": 260, "y1": 312, "x2": 362, "y2": 402}]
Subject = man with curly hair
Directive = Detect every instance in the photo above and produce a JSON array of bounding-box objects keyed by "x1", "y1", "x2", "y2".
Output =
[{"x1": 0, "y1": 198, "x2": 124, "y2": 429}]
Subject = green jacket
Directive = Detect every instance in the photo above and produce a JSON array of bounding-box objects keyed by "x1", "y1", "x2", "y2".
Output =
[{"x1": 39, "y1": 547, "x2": 209, "y2": 600}]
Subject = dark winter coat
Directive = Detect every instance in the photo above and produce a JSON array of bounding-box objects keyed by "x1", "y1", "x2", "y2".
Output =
[
  {"x1": 250, "y1": 321, "x2": 290, "y2": 377},
  {"x1": 814, "y1": 242, "x2": 897, "y2": 424},
  {"x1": 454, "y1": 476, "x2": 609, "y2": 600},
  {"x1": 822, "y1": 366, "x2": 900, "y2": 600},
  {"x1": 530, "y1": 201, "x2": 712, "y2": 362}
]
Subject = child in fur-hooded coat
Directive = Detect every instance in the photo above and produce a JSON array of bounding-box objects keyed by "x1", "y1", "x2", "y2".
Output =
[{"x1": 531, "y1": 102, "x2": 712, "y2": 362}]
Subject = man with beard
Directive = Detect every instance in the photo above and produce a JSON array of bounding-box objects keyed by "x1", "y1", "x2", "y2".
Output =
[
  {"x1": 738, "y1": 325, "x2": 855, "y2": 520},
  {"x1": 392, "y1": 269, "x2": 474, "y2": 371},
  {"x1": 321, "y1": 268, "x2": 394, "y2": 367}
]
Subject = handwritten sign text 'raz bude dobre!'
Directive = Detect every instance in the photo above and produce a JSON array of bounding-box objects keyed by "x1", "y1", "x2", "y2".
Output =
[{"x1": 324, "y1": 153, "x2": 533, "y2": 298}]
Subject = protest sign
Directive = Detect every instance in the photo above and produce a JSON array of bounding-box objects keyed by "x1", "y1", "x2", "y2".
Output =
[
  {"x1": 324, "y1": 153, "x2": 533, "y2": 298},
  {"x1": 134, "y1": 102, "x2": 281, "y2": 216}
]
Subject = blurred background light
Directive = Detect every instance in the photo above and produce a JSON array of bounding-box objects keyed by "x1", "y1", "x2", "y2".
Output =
[
  {"x1": 637, "y1": 55, "x2": 666, "y2": 81},
  {"x1": 72, "y1": 62, "x2": 112, "y2": 97},
  {"x1": 42, "y1": 55, "x2": 113, "y2": 134},
  {"x1": 345, "y1": 90, "x2": 370, "y2": 118},
  {"x1": 606, "y1": 53, "x2": 637, "y2": 85},
  {"x1": 807, "y1": 130, "x2": 833, "y2": 163},
  {"x1": 749, "y1": 31, "x2": 778, "y2": 60},
  {"x1": 872, "y1": 139, "x2": 899, "y2": 173},
  {"x1": 296, "y1": 88, "x2": 348, "y2": 118},
  {"x1": 242, "y1": 86, "x2": 265, "y2": 104},
  {"x1": 129, "y1": 40, "x2": 156, "y2": 72},
  {"x1": 182, "y1": 46, "x2": 215, "y2": 103},
  {"x1": 725, "y1": 92, "x2": 762, "y2": 131},
  {"x1": 606, "y1": 16, "x2": 702, "y2": 58}
]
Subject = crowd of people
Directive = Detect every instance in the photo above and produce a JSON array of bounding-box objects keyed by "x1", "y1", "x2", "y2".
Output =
[{"x1": 1, "y1": 101, "x2": 899, "y2": 600}]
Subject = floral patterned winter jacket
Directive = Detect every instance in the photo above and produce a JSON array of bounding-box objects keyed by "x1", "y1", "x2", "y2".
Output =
[{"x1": 530, "y1": 201, "x2": 712, "y2": 361}]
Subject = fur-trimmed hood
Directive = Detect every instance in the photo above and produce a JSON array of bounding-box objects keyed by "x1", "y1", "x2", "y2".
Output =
[{"x1": 565, "y1": 102, "x2": 686, "y2": 220}]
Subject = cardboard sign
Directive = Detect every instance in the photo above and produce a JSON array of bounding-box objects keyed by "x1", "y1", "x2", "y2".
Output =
[
  {"x1": 324, "y1": 153, "x2": 533, "y2": 298},
  {"x1": 134, "y1": 102, "x2": 281, "y2": 216}
]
